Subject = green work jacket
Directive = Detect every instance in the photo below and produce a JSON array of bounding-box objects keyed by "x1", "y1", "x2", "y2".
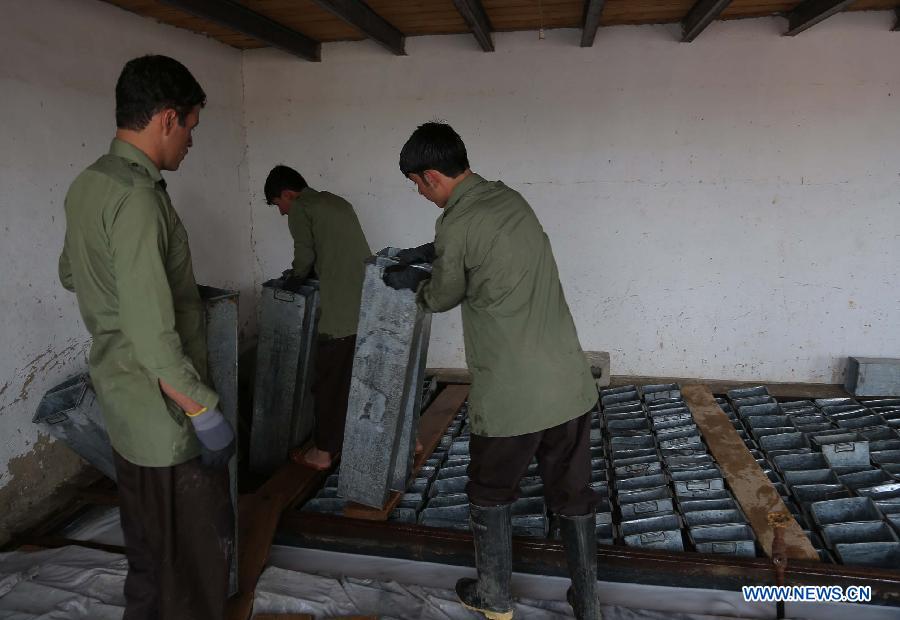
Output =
[
  {"x1": 417, "y1": 173, "x2": 597, "y2": 437},
  {"x1": 288, "y1": 187, "x2": 370, "y2": 339},
  {"x1": 59, "y1": 139, "x2": 216, "y2": 466}
]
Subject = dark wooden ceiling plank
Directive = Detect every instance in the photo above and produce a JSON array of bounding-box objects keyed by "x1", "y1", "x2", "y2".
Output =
[
  {"x1": 158, "y1": 0, "x2": 321, "y2": 59},
  {"x1": 682, "y1": 0, "x2": 734, "y2": 42},
  {"x1": 452, "y1": 0, "x2": 495, "y2": 51},
  {"x1": 310, "y1": 0, "x2": 405, "y2": 54},
  {"x1": 784, "y1": 0, "x2": 855, "y2": 36}
]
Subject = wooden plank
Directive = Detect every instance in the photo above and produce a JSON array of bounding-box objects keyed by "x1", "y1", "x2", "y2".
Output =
[
  {"x1": 310, "y1": 0, "x2": 405, "y2": 54},
  {"x1": 681, "y1": 0, "x2": 732, "y2": 41},
  {"x1": 103, "y1": 0, "x2": 265, "y2": 48},
  {"x1": 482, "y1": 0, "x2": 585, "y2": 31},
  {"x1": 261, "y1": 457, "x2": 331, "y2": 510},
  {"x1": 158, "y1": 0, "x2": 321, "y2": 59},
  {"x1": 580, "y1": 0, "x2": 607, "y2": 47},
  {"x1": 343, "y1": 384, "x2": 469, "y2": 521},
  {"x1": 784, "y1": 0, "x2": 855, "y2": 36},
  {"x1": 427, "y1": 353, "x2": 609, "y2": 386},
  {"x1": 105, "y1": 0, "x2": 898, "y2": 46},
  {"x1": 366, "y1": 0, "x2": 469, "y2": 35},
  {"x1": 681, "y1": 385, "x2": 819, "y2": 561},
  {"x1": 227, "y1": 460, "x2": 329, "y2": 620},
  {"x1": 452, "y1": 0, "x2": 495, "y2": 51},
  {"x1": 226, "y1": 493, "x2": 290, "y2": 620},
  {"x1": 412, "y1": 385, "x2": 470, "y2": 470},
  {"x1": 425, "y1": 369, "x2": 850, "y2": 400},
  {"x1": 244, "y1": 0, "x2": 365, "y2": 42}
]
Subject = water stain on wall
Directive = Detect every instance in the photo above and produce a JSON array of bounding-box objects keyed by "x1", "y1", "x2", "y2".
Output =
[{"x1": 0, "y1": 434, "x2": 87, "y2": 546}]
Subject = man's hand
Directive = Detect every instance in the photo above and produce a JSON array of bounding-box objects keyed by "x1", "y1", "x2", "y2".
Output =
[
  {"x1": 277, "y1": 267, "x2": 316, "y2": 292},
  {"x1": 281, "y1": 275, "x2": 307, "y2": 293},
  {"x1": 382, "y1": 264, "x2": 431, "y2": 291},
  {"x1": 395, "y1": 242, "x2": 436, "y2": 265},
  {"x1": 189, "y1": 407, "x2": 236, "y2": 469}
]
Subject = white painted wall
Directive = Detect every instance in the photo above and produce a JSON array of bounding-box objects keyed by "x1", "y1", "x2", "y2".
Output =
[
  {"x1": 0, "y1": 0, "x2": 250, "y2": 539},
  {"x1": 243, "y1": 12, "x2": 900, "y2": 384}
]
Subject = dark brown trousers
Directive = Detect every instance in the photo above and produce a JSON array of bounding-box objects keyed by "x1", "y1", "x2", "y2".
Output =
[
  {"x1": 466, "y1": 409, "x2": 600, "y2": 516},
  {"x1": 114, "y1": 450, "x2": 233, "y2": 620},
  {"x1": 313, "y1": 334, "x2": 357, "y2": 455}
]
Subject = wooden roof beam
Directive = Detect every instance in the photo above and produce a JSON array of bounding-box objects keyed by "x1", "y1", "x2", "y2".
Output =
[
  {"x1": 681, "y1": 0, "x2": 733, "y2": 42},
  {"x1": 452, "y1": 0, "x2": 494, "y2": 52},
  {"x1": 310, "y1": 0, "x2": 405, "y2": 55},
  {"x1": 784, "y1": 0, "x2": 855, "y2": 37},
  {"x1": 158, "y1": 0, "x2": 320, "y2": 61},
  {"x1": 580, "y1": 0, "x2": 607, "y2": 48}
]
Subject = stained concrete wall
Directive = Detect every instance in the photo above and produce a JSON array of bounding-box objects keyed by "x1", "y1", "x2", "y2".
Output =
[
  {"x1": 0, "y1": 0, "x2": 251, "y2": 543},
  {"x1": 242, "y1": 12, "x2": 900, "y2": 384}
]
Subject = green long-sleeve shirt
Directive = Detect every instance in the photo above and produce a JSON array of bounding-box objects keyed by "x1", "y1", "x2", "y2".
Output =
[
  {"x1": 58, "y1": 139, "x2": 217, "y2": 466},
  {"x1": 288, "y1": 187, "x2": 371, "y2": 339},
  {"x1": 417, "y1": 173, "x2": 597, "y2": 437}
]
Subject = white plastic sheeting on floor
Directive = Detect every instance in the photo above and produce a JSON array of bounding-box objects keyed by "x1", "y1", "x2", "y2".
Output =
[
  {"x1": 0, "y1": 547, "x2": 126, "y2": 620},
  {"x1": 53, "y1": 506, "x2": 123, "y2": 548},
  {"x1": 263, "y1": 545, "x2": 900, "y2": 620},
  {"x1": 255, "y1": 563, "x2": 754, "y2": 619},
  {"x1": 1, "y1": 541, "x2": 897, "y2": 619}
]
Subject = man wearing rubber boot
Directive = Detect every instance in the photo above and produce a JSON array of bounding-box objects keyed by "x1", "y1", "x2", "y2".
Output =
[{"x1": 384, "y1": 122, "x2": 602, "y2": 620}]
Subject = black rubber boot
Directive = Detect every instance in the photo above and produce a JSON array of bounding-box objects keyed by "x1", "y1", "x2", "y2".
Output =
[
  {"x1": 455, "y1": 503, "x2": 515, "y2": 619},
  {"x1": 560, "y1": 513, "x2": 602, "y2": 620}
]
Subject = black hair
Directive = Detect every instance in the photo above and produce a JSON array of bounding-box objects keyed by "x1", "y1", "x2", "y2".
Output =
[
  {"x1": 115, "y1": 55, "x2": 206, "y2": 130},
  {"x1": 264, "y1": 165, "x2": 308, "y2": 202},
  {"x1": 399, "y1": 122, "x2": 469, "y2": 179}
]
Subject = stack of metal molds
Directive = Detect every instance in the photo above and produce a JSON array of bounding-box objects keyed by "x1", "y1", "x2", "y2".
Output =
[
  {"x1": 604, "y1": 384, "x2": 754, "y2": 557},
  {"x1": 301, "y1": 406, "x2": 468, "y2": 520},
  {"x1": 302, "y1": 403, "x2": 550, "y2": 537},
  {"x1": 301, "y1": 383, "x2": 900, "y2": 568},
  {"x1": 727, "y1": 388, "x2": 900, "y2": 567},
  {"x1": 588, "y1": 407, "x2": 614, "y2": 544},
  {"x1": 417, "y1": 405, "x2": 549, "y2": 537}
]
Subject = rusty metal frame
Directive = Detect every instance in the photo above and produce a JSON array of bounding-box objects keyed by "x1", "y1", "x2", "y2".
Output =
[{"x1": 278, "y1": 511, "x2": 900, "y2": 606}]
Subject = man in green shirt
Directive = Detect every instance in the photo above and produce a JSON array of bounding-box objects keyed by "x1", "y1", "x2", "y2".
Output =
[
  {"x1": 59, "y1": 56, "x2": 233, "y2": 620},
  {"x1": 264, "y1": 166, "x2": 371, "y2": 470},
  {"x1": 385, "y1": 123, "x2": 601, "y2": 620}
]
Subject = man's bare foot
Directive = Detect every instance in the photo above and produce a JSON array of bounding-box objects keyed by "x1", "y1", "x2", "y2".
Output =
[{"x1": 294, "y1": 446, "x2": 332, "y2": 470}]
